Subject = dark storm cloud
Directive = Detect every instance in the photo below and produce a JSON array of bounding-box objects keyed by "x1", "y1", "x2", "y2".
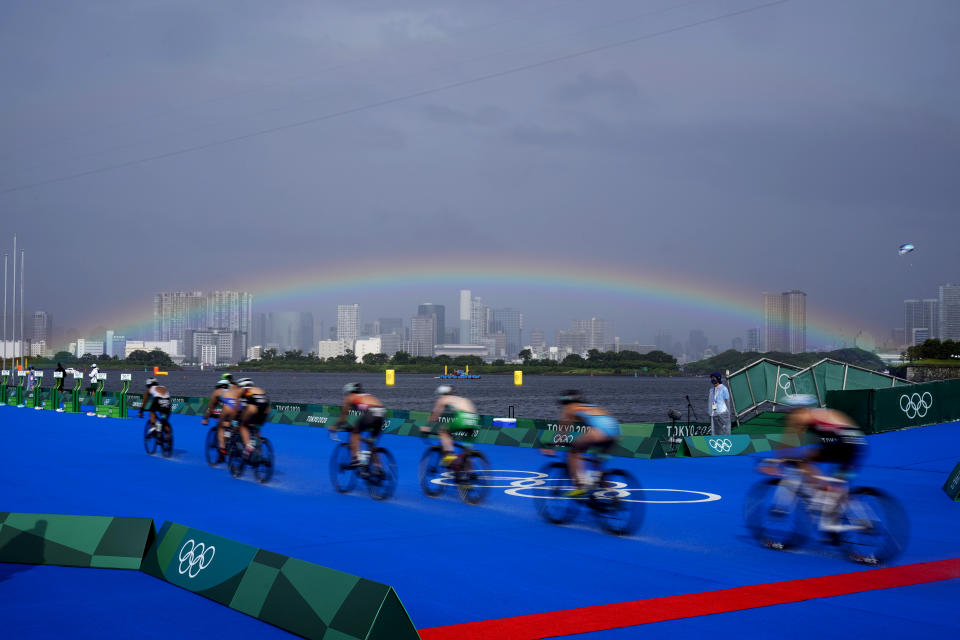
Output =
[{"x1": 1, "y1": 0, "x2": 958, "y2": 348}]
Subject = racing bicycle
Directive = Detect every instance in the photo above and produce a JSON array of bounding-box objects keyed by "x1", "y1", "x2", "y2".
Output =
[
  {"x1": 418, "y1": 433, "x2": 491, "y2": 505},
  {"x1": 204, "y1": 410, "x2": 235, "y2": 466},
  {"x1": 226, "y1": 429, "x2": 275, "y2": 483},
  {"x1": 744, "y1": 458, "x2": 909, "y2": 564},
  {"x1": 329, "y1": 433, "x2": 398, "y2": 501},
  {"x1": 535, "y1": 445, "x2": 644, "y2": 536},
  {"x1": 143, "y1": 415, "x2": 173, "y2": 458}
]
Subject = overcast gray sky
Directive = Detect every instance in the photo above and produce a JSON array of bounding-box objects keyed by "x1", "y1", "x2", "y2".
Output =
[{"x1": 1, "y1": 0, "x2": 958, "y2": 348}]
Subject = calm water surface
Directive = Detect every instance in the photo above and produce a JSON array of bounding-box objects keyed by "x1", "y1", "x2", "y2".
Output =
[{"x1": 89, "y1": 370, "x2": 714, "y2": 423}]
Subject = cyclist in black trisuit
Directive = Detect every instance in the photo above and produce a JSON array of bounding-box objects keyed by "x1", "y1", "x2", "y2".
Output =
[
  {"x1": 139, "y1": 378, "x2": 172, "y2": 439},
  {"x1": 556, "y1": 390, "x2": 621, "y2": 497},
  {"x1": 236, "y1": 378, "x2": 270, "y2": 459},
  {"x1": 333, "y1": 383, "x2": 386, "y2": 467}
]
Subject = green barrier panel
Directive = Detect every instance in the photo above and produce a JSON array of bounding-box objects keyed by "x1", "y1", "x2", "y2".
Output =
[
  {"x1": 870, "y1": 379, "x2": 960, "y2": 433},
  {"x1": 0, "y1": 512, "x2": 156, "y2": 569},
  {"x1": 142, "y1": 521, "x2": 420, "y2": 640},
  {"x1": 96, "y1": 374, "x2": 131, "y2": 418},
  {"x1": 0, "y1": 370, "x2": 8, "y2": 405},
  {"x1": 944, "y1": 462, "x2": 960, "y2": 502},
  {"x1": 683, "y1": 433, "x2": 802, "y2": 457},
  {"x1": 14, "y1": 370, "x2": 26, "y2": 406},
  {"x1": 43, "y1": 372, "x2": 63, "y2": 410},
  {"x1": 63, "y1": 373, "x2": 84, "y2": 413}
]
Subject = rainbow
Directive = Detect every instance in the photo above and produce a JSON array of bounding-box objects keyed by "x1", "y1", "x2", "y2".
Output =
[{"x1": 100, "y1": 257, "x2": 868, "y2": 347}]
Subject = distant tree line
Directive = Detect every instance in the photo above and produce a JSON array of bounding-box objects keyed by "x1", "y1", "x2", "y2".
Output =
[{"x1": 904, "y1": 339, "x2": 960, "y2": 362}]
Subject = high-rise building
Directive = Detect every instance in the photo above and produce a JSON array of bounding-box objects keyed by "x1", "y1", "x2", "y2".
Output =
[
  {"x1": 266, "y1": 312, "x2": 315, "y2": 353},
  {"x1": 186, "y1": 329, "x2": 246, "y2": 364},
  {"x1": 378, "y1": 318, "x2": 404, "y2": 336},
  {"x1": 904, "y1": 299, "x2": 940, "y2": 346},
  {"x1": 469, "y1": 297, "x2": 488, "y2": 345},
  {"x1": 939, "y1": 284, "x2": 960, "y2": 341},
  {"x1": 206, "y1": 291, "x2": 252, "y2": 335},
  {"x1": 105, "y1": 330, "x2": 115, "y2": 357},
  {"x1": 459, "y1": 290, "x2": 471, "y2": 344},
  {"x1": 410, "y1": 314, "x2": 437, "y2": 357},
  {"x1": 783, "y1": 290, "x2": 807, "y2": 354},
  {"x1": 337, "y1": 304, "x2": 360, "y2": 347},
  {"x1": 154, "y1": 292, "x2": 206, "y2": 342},
  {"x1": 762, "y1": 291, "x2": 806, "y2": 354},
  {"x1": 746, "y1": 328, "x2": 760, "y2": 352},
  {"x1": 572, "y1": 318, "x2": 613, "y2": 351},
  {"x1": 655, "y1": 331, "x2": 673, "y2": 354},
  {"x1": 556, "y1": 328, "x2": 588, "y2": 355},
  {"x1": 762, "y1": 293, "x2": 786, "y2": 352},
  {"x1": 31, "y1": 311, "x2": 51, "y2": 344},
  {"x1": 490, "y1": 308, "x2": 523, "y2": 358},
  {"x1": 417, "y1": 304, "x2": 445, "y2": 347},
  {"x1": 112, "y1": 334, "x2": 127, "y2": 358},
  {"x1": 529, "y1": 328, "x2": 546, "y2": 350},
  {"x1": 251, "y1": 312, "x2": 267, "y2": 347},
  {"x1": 687, "y1": 330, "x2": 708, "y2": 361}
]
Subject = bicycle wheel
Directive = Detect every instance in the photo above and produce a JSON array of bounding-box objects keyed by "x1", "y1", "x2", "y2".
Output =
[
  {"x1": 591, "y1": 469, "x2": 643, "y2": 536},
  {"x1": 227, "y1": 436, "x2": 246, "y2": 479},
  {"x1": 838, "y1": 487, "x2": 909, "y2": 565},
  {"x1": 161, "y1": 424, "x2": 174, "y2": 458},
  {"x1": 457, "y1": 450, "x2": 491, "y2": 505},
  {"x1": 418, "y1": 446, "x2": 447, "y2": 497},
  {"x1": 744, "y1": 478, "x2": 811, "y2": 551},
  {"x1": 204, "y1": 427, "x2": 220, "y2": 465},
  {"x1": 329, "y1": 443, "x2": 357, "y2": 493},
  {"x1": 143, "y1": 421, "x2": 158, "y2": 455},
  {"x1": 254, "y1": 437, "x2": 275, "y2": 484},
  {"x1": 535, "y1": 462, "x2": 580, "y2": 525},
  {"x1": 367, "y1": 447, "x2": 398, "y2": 501}
]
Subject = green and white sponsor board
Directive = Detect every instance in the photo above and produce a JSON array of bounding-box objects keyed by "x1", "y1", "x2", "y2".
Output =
[{"x1": 142, "y1": 521, "x2": 420, "y2": 640}]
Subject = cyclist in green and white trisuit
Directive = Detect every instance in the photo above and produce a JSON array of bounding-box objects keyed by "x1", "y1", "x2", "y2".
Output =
[{"x1": 422, "y1": 385, "x2": 479, "y2": 467}]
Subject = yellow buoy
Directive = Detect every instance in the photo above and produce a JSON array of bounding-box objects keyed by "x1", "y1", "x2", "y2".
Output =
[
  {"x1": 514, "y1": 370, "x2": 523, "y2": 386},
  {"x1": 385, "y1": 369, "x2": 395, "y2": 386}
]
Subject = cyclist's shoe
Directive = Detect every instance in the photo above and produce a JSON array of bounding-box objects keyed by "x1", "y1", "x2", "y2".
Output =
[
  {"x1": 564, "y1": 485, "x2": 588, "y2": 498},
  {"x1": 147, "y1": 423, "x2": 160, "y2": 435},
  {"x1": 440, "y1": 453, "x2": 459, "y2": 467},
  {"x1": 243, "y1": 444, "x2": 256, "y2": 460},
  {"x1": 216, "y1": 448, "x2": 227, "y2": 464}
]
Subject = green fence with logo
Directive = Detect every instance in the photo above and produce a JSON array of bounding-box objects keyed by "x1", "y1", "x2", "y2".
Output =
[
  {"x1": 826, "y1": 379, "x2": 960, "y2": 434},
  {"x1": 142, "y1": 521, "x2": 420, "y2": 640},
  {"x1": 0, "y1": 512, "x2": 156, "y2": 569}
]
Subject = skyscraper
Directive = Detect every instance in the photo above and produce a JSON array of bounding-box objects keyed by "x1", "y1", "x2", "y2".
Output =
[
  {"x1": 337, "y1": 304, "x2": 360, "y2": 347},
  {"x1": 746, "y1": 328, "x2": 760, "y2": 352},
  {"x1": 469, "y1": 296, "x2": 489, "y2": 345},
  {"x1": 939, "y1": 284, "x2": 960, "y2": 341},
  {"x1": 762, "y1": 293, "x2": 787, "y2": 352},
  {"x1": 783, "y1": 290, "x2": 807, "y2": 354},
  {"x1": 529, "y1": 328, "x2": 546, "y2": 350},
  {"x1": 410, "y1": 314, "x2": 437, "y2": 357},
  {"x1": 490, "y1": 308, "x2": 523, "y2": 358},
  {"x1": 904, "y1": 298, "x2": 939, "y2": 346},
  {"x1": 154, "y1": 292, "x2": 206, "y2": 342},
  {"x1": 31, "y1": 311, "x2": 51, "y2": 344},
  {"x1": 417, "y1": 303, "x2": 445, "y2": 346},
  {"x1": 206, "y1": 291, "x2": 252, "y2": 335},
  {"x1": 266, "y1": 312, "x2": 315, "y2": 353},
  {"x1": 459, "y1": 289, "x2": 471, "y2": 344},
  {"x1": 573, "y1": 318, "x2": 613, "y2": 351}
]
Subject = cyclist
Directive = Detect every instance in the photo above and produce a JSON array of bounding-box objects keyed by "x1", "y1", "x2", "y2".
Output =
[
  {"x1": 421, "y1": 385, "x2": 479, "y2": 467},
  {"x1": 201, "y1": 378, "x2": 242, "y2": 463},
  {"x1": 782, "y1": 394, "x2": 867, "y2": 531},
  {"x1": 138, "y1": 378, "x2": 172, "y2": 439},
  {"x1": 236, "y1": 378, "x2": 271, "y2": 459},
  {"x1": 556, "y1": 390, "x2": 620, "y2": 497},
  {"x1": 333, "y1": 383, "x2": 386, "y2": 467}
]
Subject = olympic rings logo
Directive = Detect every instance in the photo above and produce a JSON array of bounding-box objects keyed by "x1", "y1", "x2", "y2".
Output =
[
  {"x1": 708, "y1": 438, "x2": 733, "y2": 453},
  {"x1": 899, "y1": 392, "x2": 933, "y2": 419},
  {"x1": 778, "y1": 374, "x2": 792, "y2": 392},
  {"x1": 427, "y1": 469, "x2": 721, "y2": 503},
  {"x1": 178, "y1": 539, "x2": 215, "y2": 578}
]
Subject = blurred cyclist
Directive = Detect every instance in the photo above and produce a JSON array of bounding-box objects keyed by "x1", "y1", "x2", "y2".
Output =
[
  {"x1": 782, "y1": 394, "x2": 867, "y2": 531},
  {"x1": 201, "y1": 378, "x2": 242, "y2": 463},
  {"x1": 422, "y1": 385, "x2": 479, "y2": 467},
  {"x1": 557, "y1": 390, "x2": 620, "y2": 497},
  {"x1": 236, "y1": 378, "x2": 271, "y2": 459},
  {"x1": 138, "y1": 378, "x2": 172, "y2": 438},
  {"x1": 333, "y1": 382, "x2": 386, "y2": 467}
]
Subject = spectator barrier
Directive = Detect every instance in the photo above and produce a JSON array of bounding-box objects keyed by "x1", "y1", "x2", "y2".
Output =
[
  {"x1": 0, "y1": 512, "x2": 156, "y2": 569},
  {"x1": 826, "y1": 379, "x2": 960, "y2": 434},
  {"x1": 942, "y1": 462, "x2": 960, "y2": 502}
]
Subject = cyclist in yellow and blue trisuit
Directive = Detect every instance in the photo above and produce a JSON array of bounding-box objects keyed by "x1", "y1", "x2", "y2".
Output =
[
  {"x1": 139, "y1": 378, "x2": 172, "y2": 438},
  {"x1": 557, "y1": 390, "x2": 620, "y2": 497},
  {"x1": 201, "y1": 378, "x2": 242, "y2": 463},
  {"x1": 333, "y1": 383, "x2": 386, "y2": 467},
  {"x1": 421, "y1": 385, "x2": 479, "y2": 467},
  {"x1": 235, "y1": 378, "x2": 270, "y2": 458}
]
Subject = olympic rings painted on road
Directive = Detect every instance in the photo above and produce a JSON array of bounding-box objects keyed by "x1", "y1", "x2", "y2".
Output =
[
  {"x1": 899, "y1": 392, "x2": 933, "y2": 419},
  {"x1": 427, "y1": 470, "x2": 721, "y2": 503},
  {"x1": 178, "y1": 539, "x2": 215, "y2": 578}
]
